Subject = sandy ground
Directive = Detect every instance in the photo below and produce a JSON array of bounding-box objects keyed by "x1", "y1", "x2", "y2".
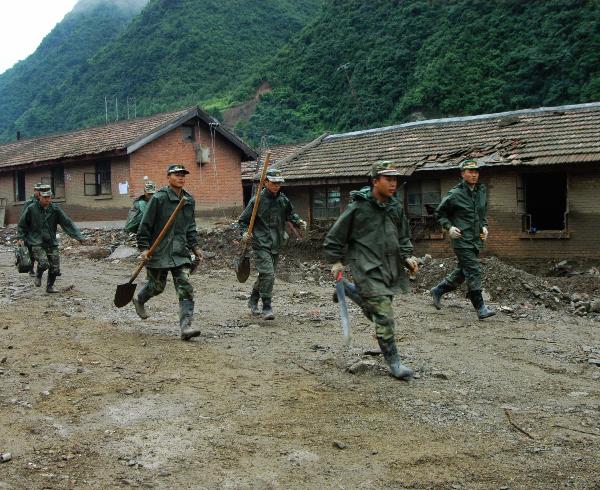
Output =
[{"x1": 1, "y1": 247, "x2": 599, "y2": 489}]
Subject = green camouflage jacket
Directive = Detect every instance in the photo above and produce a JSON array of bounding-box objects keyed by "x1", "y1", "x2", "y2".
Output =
[
  {"x1": 435, "y1": 180, "x2": 488, "y2": 250},
  {"x1": 238, "y1": 188, "x2": 301, "y2": 254},
  {"x1": 324, "y1": 187, "x2": 413, "y2": 297},
  {"x1": 18, "y1": 201, "x2": 84, "y2": 247},
  {"x1": 137, "y1": 186, "x2": 198, "y2": 269},
  {"x1": 124, "y1": 196, "x2": 150, "y2": 233}
]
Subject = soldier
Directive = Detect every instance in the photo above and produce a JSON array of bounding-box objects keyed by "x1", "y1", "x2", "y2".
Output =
[
  {"x1": 430, "y1": 159, "x2": 495, "y2": 319},
  {"x1": 124, "y1": 181, "x2": 156, "y2": 233},
  {"x1": 238, "y1": 168, "x2": 306, "y2": 320},
  {"x1": 17, "y1": 188, "x2": 85, "y2": 293},
  {"x1": 20, "y1": 183, "x2": 51, "y2": 276},
  {"x1": 134, "y1": 164, "x2": 203, "y2": 341},
  {"x1": 324, "y1": 161, "x2": 418, "y2": 380}
]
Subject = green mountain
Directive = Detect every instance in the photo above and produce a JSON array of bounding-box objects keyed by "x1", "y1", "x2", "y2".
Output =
[
  {"x1": 0, "y1": 0, "x2": 148, "y2": 141},
  {"x1": 0, "y1": 0, "x2": 321, "y2": 142},
  {"x1": 236, "y1": 0, "x2": 600, "y2": 145}
]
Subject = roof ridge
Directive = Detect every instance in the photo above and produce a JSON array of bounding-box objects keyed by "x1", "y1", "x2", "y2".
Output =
[{"x1": 326, "y1": 101, "x2": 600, "y2": 141}]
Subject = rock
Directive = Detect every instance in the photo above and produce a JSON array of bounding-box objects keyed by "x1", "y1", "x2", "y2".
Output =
[
  {"x1": 0, "y1": 356, "x2": 6, "y2": 363},
  {"x1": 333, "y1": 440, "x2": 347, "y2": 450},
  {"x1": 234, "y1": 293, "x2": 250, "y2": 300},
  {"x1": 0, "y1": 452, "x2": 11, "y2": 463},
  {"x1": 346, "y1": 359, "x2": 378, "y2": 374},
  {"x1": 202, "y1": 251, "x2": 217, "y2": 259},
  {"x1": 107, "y1": 245, "x2": 138, "y2": 260},
  {"x1": 431, "y1": 371, "x2": 450, "y2": 380},
  {"x1": 588, "y1": 358, "x2": 600, "y2": 367},
  {"x1": 499, "y1": 306, "x2": 514, "y2": 314},
  {"x1": 550, "y1": 286, "x2": 562, "y2": 294},
  {"x1": 590, "y1": 299, "x2": 600, "y2": 313},
  {"x1": 482, "y1": 290, "x2": 491, "y2": 302}
]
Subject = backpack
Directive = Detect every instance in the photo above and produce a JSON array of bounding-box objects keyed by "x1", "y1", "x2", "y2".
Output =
[{"x1": 15, "y1": 245, "x2": 32, "y2": 273}]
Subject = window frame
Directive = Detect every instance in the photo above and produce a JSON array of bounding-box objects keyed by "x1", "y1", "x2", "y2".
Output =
[
  {"x1": 311, "y1": 185, "x2": 341, "y2": 222},
  {"x1": 14, "y1": 170, "x2": 26, "y2": 201}
]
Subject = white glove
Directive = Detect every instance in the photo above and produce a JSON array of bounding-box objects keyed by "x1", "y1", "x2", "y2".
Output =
[
  {"x1": 480, "y1": 226, "x2": 489, "y2": 241},
  {"x1": 405, "y1": 256, "x2": 419, "y2": 274},
  {"x1": 331, "y1": 261, "x2": 344, "y2": 279},
  {"x1": 448, "y1": 226, "x2": 462, "y2": 239},
  {"x1": 298, "y1": 219, "x2": 307, "y2": 231},
  {"x1": 241, "y1": 232, "x2": 252, "y2": 244}
]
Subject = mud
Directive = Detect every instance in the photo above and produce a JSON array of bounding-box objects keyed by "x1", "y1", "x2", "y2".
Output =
[{"x1": 1, "y1": 233, "x2": 599, "y2": 489}]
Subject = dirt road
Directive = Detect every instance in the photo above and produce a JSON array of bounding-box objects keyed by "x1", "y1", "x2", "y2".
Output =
[{"x1": 1, "y1": 247, "x2": 599, "y2": 489}]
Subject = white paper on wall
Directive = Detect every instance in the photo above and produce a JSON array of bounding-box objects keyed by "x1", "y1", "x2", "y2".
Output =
[{"x1": 118, "y1": 181, "x2": 129, "y2": 194}]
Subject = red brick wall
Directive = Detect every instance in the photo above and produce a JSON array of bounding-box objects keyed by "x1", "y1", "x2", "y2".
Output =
[{"x1": 129, "y1": 125, "x2": 244, "y2": 215}]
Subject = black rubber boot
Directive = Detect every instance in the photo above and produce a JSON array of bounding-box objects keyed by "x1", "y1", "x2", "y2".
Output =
[
  {"x1": 132, "y1": 291, "x2": 150, "y2": 319},
  {"x1": 377, "y1": 338, "x2": 413, "y2": 380},
  {"x1": 29, "y1": 262, "x2": 36, "y2": 277},
  {"x1": 46, "y1": 273, "x2": 59, "y2": 293},
  {"x1": 248, "y1": 289, "x2": 260, "y2": 315},
  {"x1": 34, "y1": 270, "x2": 43, "y2": 287},
  {"x1": 180, "y1": 299, "x2": 200, "y2": 341},
  {"x1": 262, "y1": 298, "x2": 274, "y2": 320},
  {"x1": 468, "y1": 290, "x2": 496, "y2": 320},
  {"x1": 430, "y1": 280, "x2": 455, "y2": 310}
]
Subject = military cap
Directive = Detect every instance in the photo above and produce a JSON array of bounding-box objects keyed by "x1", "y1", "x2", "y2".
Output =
[
  {"x1": 143, "y1": 181, "x2": 157, "y2": 193},
  {"x1": 37, "y1": 184, "x2": 52, "y2": 192},
  {"x1": 459, "y1": 159, "x2": 479, "y2": 171},
  {"x1": 167, "y1": 164, "x2": 190, "y2": 175},
  {"x1": 371, "y1": 160, "x2": 401, "y2": 178},
  {"x1": 265, "y1": 168, "x2": 285, "y2": 183},
  {"x1": 39, "y1": 189, "x2": 53, "y2": 197},
  {"x1": 34, "y1": 182, "x2": 44, "y2": 190}
]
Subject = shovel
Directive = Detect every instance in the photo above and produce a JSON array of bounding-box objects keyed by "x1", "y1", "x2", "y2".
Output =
[
  {"x1": 235, "y1": 151, "x2": 271, "y2": 282},
  {"x1": 114, "y1": 195, "x2": 186, "y2": 307}
]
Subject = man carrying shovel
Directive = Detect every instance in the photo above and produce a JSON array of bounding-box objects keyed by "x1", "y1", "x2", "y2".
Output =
[
  {"x1": 238, "y1": 168, "x2": 306, "y2": 320},
  {"x1": 324, "y1": 161, "x2": 418, "y2": 380},
  {"x1": 134, "y1": 164, "x2": 203, "y2": 341}
]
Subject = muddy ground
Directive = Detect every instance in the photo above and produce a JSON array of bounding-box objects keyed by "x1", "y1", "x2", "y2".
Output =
[{"x1": 1, "y1": 232, "x2": 600, "y2": 489}]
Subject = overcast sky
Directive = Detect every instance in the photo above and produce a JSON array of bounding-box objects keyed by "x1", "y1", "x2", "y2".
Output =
[{"x1": 0, "y1": 0, "x2": 78, "y2": 74}]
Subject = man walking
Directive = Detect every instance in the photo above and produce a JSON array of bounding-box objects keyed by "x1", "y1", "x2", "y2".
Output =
[
  {"x1": 124, "y1": 181, "x2": 156, "y2": 233},
  {"x1": 134, "y1": 165, "x2": 203, "y2": 341},
  {"x1": 430, "y1": 159, "x2": 495, "y2": 319},
  {"x1": 238, "y1": 168, "x2": 306, "y2": 320},
  {"x1": 324, "y1": 161, "x2": 418, "y2": 380},
  {"x1": 20, "y1": 183, "x2": 52, "y2": 276},
  {"x1": 17, "y1": 188, "x2": 85, "y2": 293}
]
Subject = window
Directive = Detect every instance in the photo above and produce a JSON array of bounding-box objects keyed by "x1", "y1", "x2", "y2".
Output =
[
  {"x1": 84, "y1": 162, "x2": 111, "y2": 196},
  {"x1": 52, "y1": 165, "x2": 65, "y2": 199},
  {"x1": 14, "y1": 170, "x2": 26, "y2": 201},
  {"x1": 519, "y1": 172, "x2": 567, "y2": 232},
  {"x1": 312, "y1": 186, "x2": 341, "y2": 220},
  {"x1": 182, "y1": 126, "x2": 195, "y2": 141},
  {"x1": 405, "y1": 179, "x2": 442, "y2": 238}
]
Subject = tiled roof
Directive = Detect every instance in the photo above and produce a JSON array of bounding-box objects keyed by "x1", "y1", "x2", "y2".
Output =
[
  {"x1": 0, "y1": 106, "x2": 257, "y2": 169},
  {"x1": 276, "y1": 102, "x2": 600, "y2": 180},
  {"x1": 241, "y1": 141, "x2": 311, "y2": 181}
]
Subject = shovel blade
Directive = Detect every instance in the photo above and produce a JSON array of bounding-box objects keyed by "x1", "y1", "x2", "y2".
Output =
[
  {"x1": 235, "y1": 255, "x2": 250, "y2": 283},
  {"x1": 114, "y1": 282, "x2": 137, "y2": 308}
]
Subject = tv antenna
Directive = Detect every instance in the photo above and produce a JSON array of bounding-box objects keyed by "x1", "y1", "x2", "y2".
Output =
[
  {"x1": 126, "y1": 97, "x2": 137, "y2": 119},
  {"x1": 104, "y1": 95, "x2": 119, "y2": 123}
]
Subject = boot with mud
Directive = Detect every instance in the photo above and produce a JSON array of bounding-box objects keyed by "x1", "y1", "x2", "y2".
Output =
[
  {"x1": 430, "y1": 280, "x2": 455, "y2": 310},
  {"x1": 29, "y1": 263, "x2": 36, "y2": 277},
  {"x1": 468, "y1": 290, "x2": 496, "y2": 320},
  {"x1": 34, "y1": 270, "x2": 43, "y2": 287},
  {"x1": 377, "y1": 337, "x2": 413, "y2": 380},
  {"x1": 132, "y1": 293, "x2": 150, "y2": 320},
  {"x1": 46, "y1": 273, "x2": 59, "y2": 294},
  {"x1": 180, "y1": 299, "x2": 200, "y2": 341},
  {"x1": 262, "y1": 298, "x2": 274, "y2": 320},
  {"x1": 248, "y1": 289, "x2": 260, "y2": 315}
]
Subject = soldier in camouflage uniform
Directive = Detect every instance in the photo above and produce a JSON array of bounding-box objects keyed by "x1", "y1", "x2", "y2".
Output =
[
  {"x1": 135, "y1": 165, "x2": 203, "y2": 341},
  {"x1": 17, "y1": 188, "x2": 85, "y2": 293},
  {"x1": 124, "y1": 181, "x2": 156, "y2": 233},
  {"x1": 238, "y1": 168, "x2": 306, "y2": 319},
  {"x1": 324, "y1": 161, "x2": 418, "y2": 380},
  {"x1": 430, "y1": 159, "x2": 495, "y2": 319},
  {"x1": 20, "y1": 183, "x2": 51, "y2": 276}
]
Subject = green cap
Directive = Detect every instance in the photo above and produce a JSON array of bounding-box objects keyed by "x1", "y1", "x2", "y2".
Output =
[
  {"x1": 144, "y1": 181, "x2": 157, "y2": 193},
  {"x1": 371, "y1": 160, "x2": 401, "y2": 178},
  {"x1": 167, "y1": 164, "x2": 190, "y2": 175},
  {"x1": 265, "y1": 168, "x2": 285, "y2": 183},
  {"x1": 459, "y1": 159, "x2": 479, "y2": 170}
]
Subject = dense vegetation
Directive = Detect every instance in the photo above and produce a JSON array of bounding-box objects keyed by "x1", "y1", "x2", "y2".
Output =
[
  {"x1": 237, "y1": 0, "x2": 600, "y2": 144},
  {"x1": 0, "y1": 0, "x2": 321, "y2": 142}
]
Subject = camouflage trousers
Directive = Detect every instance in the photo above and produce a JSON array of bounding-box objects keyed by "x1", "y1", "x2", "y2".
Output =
[
  {"x1": 31, "y1": 246, "x2": 60, "y2": 276},
  {"x1": 252, "y1": 249, "x2": 279, "y2": 300},
  {"x1": 445, "y1": 247, "x2": 482, "y2": 292},
  {"x1": 139, "y1": 266, "x2": 193, "y2": 302},
  {"x1": 362, "y1": 295, "x2": 396, "y2": 342}
]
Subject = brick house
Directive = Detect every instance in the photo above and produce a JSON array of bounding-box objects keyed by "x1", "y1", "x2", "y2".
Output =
[
  {"x1": 274, "y1": 102, "x2": 600, "y2": 259},
  {"x1": 0, "y1": 106, "x2": 257, "y2": 224}
]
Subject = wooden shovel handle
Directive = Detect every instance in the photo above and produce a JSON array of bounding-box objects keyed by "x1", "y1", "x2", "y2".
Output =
[
  {"x1": 247, "y1": 151, "x2": 271, "y2": 236},
  {"x1": 130, "y1": 194, "x2": 187, "y2": 283}
]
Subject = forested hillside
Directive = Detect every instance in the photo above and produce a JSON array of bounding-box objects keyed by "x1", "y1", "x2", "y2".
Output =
[
  {"x1": 0, "y1": 0, "x2": 321, "y2": 142},
  {"x1": 0, "y1": 0, "x2": 147, "y2": 142},
  {"x1": 237, "y1": 0, "x2": 600, "y2": 144}
]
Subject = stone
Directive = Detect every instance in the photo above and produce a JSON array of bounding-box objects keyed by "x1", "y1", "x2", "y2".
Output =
[
  {"x1": 333, "y1": 441, "x2": 347, "y2": 450},
  {"x1": 590, "y1": 299, "x2": 600, "y2": 313},
  {"x1": 107, "y1": 245, "x2": 138, "y2": 260},
  {"x1": 346, "y1": 359, "x2": 378, "y2": 374},
  {"x1": 588, "y1": 358, "x2": 600, "y2": 367},
  {"x1": 550, "y1": 286, "x2": 562, "y2": 294}
]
